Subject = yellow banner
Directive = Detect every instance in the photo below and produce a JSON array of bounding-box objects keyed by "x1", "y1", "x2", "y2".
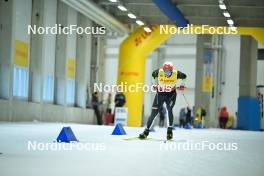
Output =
[
  {"x1": 202, "y1": 76, "x2": 213, "y2": 92},
  {"x1": 67, "y1": 58, "x2": 75, "y2": 80},
  {"x1": 14, "y1": 40, "x2": 29, "y2": 67}
]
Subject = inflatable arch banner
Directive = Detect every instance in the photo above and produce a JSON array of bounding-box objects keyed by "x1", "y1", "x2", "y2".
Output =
[{"x1": 118, "y1": 24, "x2": 264, "y2": 127}]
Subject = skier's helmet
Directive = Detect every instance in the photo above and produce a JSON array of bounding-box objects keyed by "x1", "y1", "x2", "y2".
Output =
[{"x1": 163, "y1": 62, "x2": 173, "y2": 77}]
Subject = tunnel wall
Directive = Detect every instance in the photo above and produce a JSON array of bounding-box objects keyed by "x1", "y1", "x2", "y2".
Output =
[
  {"x1": 0, "y1": 0, "x2": 95, "y2": 124},
  {"x1": 0, "y1": 99, "x2": 94, "y2": 123}
]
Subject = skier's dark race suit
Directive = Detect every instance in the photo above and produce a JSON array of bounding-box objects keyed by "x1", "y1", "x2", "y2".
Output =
[{"x1": 139, "y1": 62, "x2": 187, "y2": 140}]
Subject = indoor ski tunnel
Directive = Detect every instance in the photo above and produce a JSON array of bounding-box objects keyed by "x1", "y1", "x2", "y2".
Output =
[{"x1": 0, "y1": 0, "x2": 264, "y2": 176}]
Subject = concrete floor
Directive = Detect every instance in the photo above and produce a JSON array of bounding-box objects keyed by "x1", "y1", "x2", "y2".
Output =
[{"x1": 0, "y1": 122, "x2": 263, "y2": 176}]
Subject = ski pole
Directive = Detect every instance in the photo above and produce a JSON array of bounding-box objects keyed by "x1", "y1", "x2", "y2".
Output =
[
  {"x1": 176, "y1": 86, "x2": 190, "y2": 107},
  {"x1": 182, "y1": 93, "x2": 190, "y2": 107}
]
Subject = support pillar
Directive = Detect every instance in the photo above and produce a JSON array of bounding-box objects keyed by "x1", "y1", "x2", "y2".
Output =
[
  {"x1": 0, "y1": 0, "x2": 13, "y2": 99},
  {"x1": 97, "y1": 36, "x2": 106, "y2": 101},
  {"x1": 75, "y1": 13, "x2": 92, "y2": 108},
  {"x1": 90, "y1": 35, "x2": 98, "y2": 91},
  {"x1": 0, "y1": 0, "x2": 32, "y2": 121},
  {"x1": 237, "y1": 36, "x2": 260, "y2": 131},
  {"x1": 55, "y1": 1, "x2": 77, "y2": 106},
  {"x1": 30, "y1": 0, "x2": 57, "y2": 103},
  {"x1": 195, "y1": 35, "x2": 212, "y2": 127},
  {"x1": 195, "y1": 35, "x2": 222, "y2": 128}
]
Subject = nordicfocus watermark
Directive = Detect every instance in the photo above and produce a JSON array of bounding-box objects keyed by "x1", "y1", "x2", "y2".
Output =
[
  {"x1": 160, "y1": 24, "x2": 238, "y2": 35},
  {"x1": 94, "y1": 82, "x2": 180, "y2": 93},
  {"x1": 160, "y1": 140, "x2": 238, "y2": 151},
  {"x1": 94, "y1": 82, "x2": 157, "y2": 93},
  {"x1": 27, "y1": 141, "x2": 106, "y2": 151},
  {"x1": 28, "y1": 24, "x2": 106, "y2": 35}
]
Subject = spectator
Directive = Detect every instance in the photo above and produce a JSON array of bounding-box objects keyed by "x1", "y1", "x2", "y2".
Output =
[
  {"x1": 91, "y1": 91, "x2": 103, "y2": 125},
  {"x1": 200, "y1": 107, "x2": 206, "y2": 127},
  {"x1": 194, "y1": 106, "x2": 206, "y2": 128},
  {"x1": 114, "y1": 92, "x2": 126, "y2": 107},
  {"x1": 113, "y1": 91, "x2": 126, "y2": 123},
  {"x1": 179, "y1": 108, "x2": 186, "y2": 128},
  {"x1": 106, "y1": 93, "x2": 112, "y2": 114},
  {"x1": 219, "y1": 106, "x2": 229, "y2": 129},
  {"x1": 185, "y1": 106, "x2": 192, "y2": 125}
]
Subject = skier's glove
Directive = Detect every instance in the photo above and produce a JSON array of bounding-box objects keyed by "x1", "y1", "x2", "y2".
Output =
[
  {"x1": 179, "y1": 85, "x2": 185, "y2": 91},
  {"x1": 152, "y1": 85, "x2": 158, "y2": 91}
]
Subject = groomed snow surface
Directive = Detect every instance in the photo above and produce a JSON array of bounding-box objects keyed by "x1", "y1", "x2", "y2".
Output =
[{"x1": 0, "y1": 122, "x2": 264, "y2": 176}]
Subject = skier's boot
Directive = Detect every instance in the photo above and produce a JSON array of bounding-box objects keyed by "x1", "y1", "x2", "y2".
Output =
[
  {"x1": 167, "y1": 126, "x2": 173, "y2": 140},
  {"x1": 139, "y1": 128, "x2": 150, "y2": 139}
]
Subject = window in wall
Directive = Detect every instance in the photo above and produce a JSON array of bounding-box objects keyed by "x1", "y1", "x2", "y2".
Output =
[
  {"x1": 66, "y1": 79, "x2": 75, "y2": 105},
  {"x1": 43, "y1": 75, "x2": 54, "y2": 102},
  {"x1": 13, "y1": 65, "x2": 29, "y2": 98}
]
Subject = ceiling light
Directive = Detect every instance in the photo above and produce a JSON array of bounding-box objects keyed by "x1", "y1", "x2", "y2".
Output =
[
  {"x1": 227, "y1": 19, "x2": 234, "y2": 25},
  {"x1": 128, "y1": 13, "x2": 136, "y2": 19},
  {"x1": 108, "y1": 0, "x2": 117, "y2": 2},
  {"x1": 229, "y1": 25, "x2": 237, "y2": 31},
  {"x1": 144, "y1": 27, "x2": 152, "y2": 33},
  {"x1": 219, "y1": 4, "x2": 226, "y2": 9},
  {"x1": 223, "y1": 11, "x2": 231, "y2": 18},
  {"x1": 117, "y1": 5, "x2": 127, "y2": 11},
  {"x1": 136, "y1": 20, "x2": 144, "y2": 26},
  {"x1": 219, "y1": 2, "x2": 227, "y2": 10},
  {"x1": 230, "y1": 26, "x2": 237, "y2": 31}
]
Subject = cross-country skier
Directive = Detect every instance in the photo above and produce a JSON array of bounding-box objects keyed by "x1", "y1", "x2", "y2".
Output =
[{"x1": 139, "y1": 61, "x2": 187, "y2": 140}]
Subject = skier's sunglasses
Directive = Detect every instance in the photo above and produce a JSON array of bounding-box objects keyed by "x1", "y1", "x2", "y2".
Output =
[{"x1": 163, "y1": 69, "x2": 172, "y2": 75}]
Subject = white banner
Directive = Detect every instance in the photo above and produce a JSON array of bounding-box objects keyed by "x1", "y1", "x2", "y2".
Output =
[{"x1": 114, "y1": 107, "x2": 128, "y2": 126}]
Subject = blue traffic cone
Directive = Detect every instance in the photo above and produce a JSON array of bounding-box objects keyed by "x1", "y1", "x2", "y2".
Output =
[
  {"x1": 196, "y1": 123, "x2": 202, "y2": 129},
  {"x1": 56, "y1": 127, "x2": 78, "y2": 143},
  {"x1": 184, "y1": 123, "x2": 192, "y2": 129},
  {"x1": 150, "y1": 127, "x2": 155, "y2": 132},
  {"x1": 173, "y1": 124, "x2": 179, "y2": 128},
  {"x1": 112, "y1": 123, "x2": 126, "y2": 135}
]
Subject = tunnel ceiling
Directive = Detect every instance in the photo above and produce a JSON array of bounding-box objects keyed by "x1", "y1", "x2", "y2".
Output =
[{"x1": 96, "y1": 0, "x2": 264, "y2": 27}]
